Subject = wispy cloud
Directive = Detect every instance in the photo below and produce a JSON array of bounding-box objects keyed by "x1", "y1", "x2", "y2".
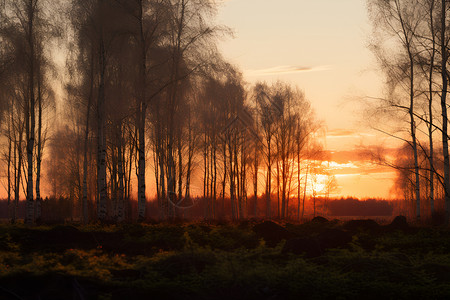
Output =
[
  {"x1": 318, "y1": 151, "x2": 394, "y2": 177},
  {"x1": 323, "y1": 147, "x2": 397, "y2": 164},
  {"x1": 324, "y1": 149, "x2": 368, "y2": 164},
  {"x1": 327, "y1": 129, "x2": 358, "y2": 138},
  {"x1": 327, "y1": 128, "x2": 376, "y2": 139},
  {"x1": 245, "y1": 65, "x2": 331, "y2": 77}
]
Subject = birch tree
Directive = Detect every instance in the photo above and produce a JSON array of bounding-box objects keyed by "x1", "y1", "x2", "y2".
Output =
[
  {"x1": 368, "y1": 0, "x2": 424, "y2": 220},
  {"x1": 439, "y1": 0, "x2": 450, "y2": 223},
  {"x1": 0, "y1": 0, "x2": 56, "y2": 224}
]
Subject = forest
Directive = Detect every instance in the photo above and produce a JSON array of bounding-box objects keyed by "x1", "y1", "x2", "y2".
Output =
[
  {"x1": 0, "y1": 0, "x2": 449, "y2": 224},
  {"x1": 0, "y1": 0, "x2": 450, "y2": 215},
  {"x1": 0, "y1": 0, "x2": 335, "y2": 225},
  {"x1": 2, "y1": 0, "x2": 450, "y2": 299}
]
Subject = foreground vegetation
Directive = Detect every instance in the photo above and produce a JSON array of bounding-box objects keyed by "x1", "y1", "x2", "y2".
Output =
[{"x1": 1, "y1": 218, "x2": 450, "y2": 299}]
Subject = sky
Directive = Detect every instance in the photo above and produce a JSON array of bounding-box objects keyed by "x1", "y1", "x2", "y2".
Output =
[
  {"x1": 216, "y1": 0, "x2": 396, "y2": 199},
  {"x1": 0, "y1": 0, "x2": 397, "y2": 201}
]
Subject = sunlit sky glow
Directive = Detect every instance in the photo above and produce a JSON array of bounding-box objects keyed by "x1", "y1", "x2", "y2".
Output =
[
  {"x1": 0, "y1": 1, "x2": 397, "y2": 201},
  {"x1": 217, "y1": 0, "x2": 395, "y2": 199}
]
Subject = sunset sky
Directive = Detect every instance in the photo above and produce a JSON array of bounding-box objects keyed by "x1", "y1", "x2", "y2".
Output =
[
  {"x1": 217, "y1": 0, "x2": 396, "y2": 199},
  {"x1": 0, "y1": 0, "x2": 400, "y2": 201}
]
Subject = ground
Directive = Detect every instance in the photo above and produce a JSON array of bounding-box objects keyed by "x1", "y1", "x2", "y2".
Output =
[{"x1": 1, "y1": 218, "x2": 450, "y2": 299}]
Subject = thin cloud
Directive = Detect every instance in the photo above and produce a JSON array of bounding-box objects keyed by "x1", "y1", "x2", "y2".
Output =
[
  {"x1": 327, "y1": 129, "x2": 357, "y2": 138},
  {"x1": 327, "y1": 128, "x2": 376, "y2": 139},
  {"x1": 323, "y1": 146, "x2": 398, "y2": 165},
  {"x1": 245, "y1": 65, "x2": 331, "y2": 77},
  {"x1": 323, "y1": 149, "x2": 368, "y2": 164}
]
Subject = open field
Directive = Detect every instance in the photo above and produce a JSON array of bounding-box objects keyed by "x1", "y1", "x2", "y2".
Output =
[{"x1": 1, "y1": 218, "x2": 450, "y2": 299}]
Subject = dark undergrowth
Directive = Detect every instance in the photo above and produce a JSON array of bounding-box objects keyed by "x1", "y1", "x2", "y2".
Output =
[{"x1": 1, "y1": 218, "x2": 450, "y2": 299}]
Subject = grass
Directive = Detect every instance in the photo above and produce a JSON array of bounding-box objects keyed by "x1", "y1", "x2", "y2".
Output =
[{"x1": 0, "y1": 220, "x2": 450, "y2": 299}]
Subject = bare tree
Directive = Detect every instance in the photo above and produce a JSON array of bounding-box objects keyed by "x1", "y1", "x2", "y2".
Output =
[
  {"x1": 368, "y1": 0, "x2": 424, "y2": 220},
  {"x1": 0, "y1": 0, "x2": 56, "y2": 224},
  {"x1": 439, "y1": 0, "x2": 450, "y2": 223},
  {"x1": 254, "y1": 82, "x2": 276, "y2": 218}
]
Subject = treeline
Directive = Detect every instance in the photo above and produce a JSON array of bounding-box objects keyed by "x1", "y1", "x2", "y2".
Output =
[
  {"x1": 326, "y1": 197, "x2": 393, "y2": 217},
  {"x1": 368, "y1": 0, "x2": 450, "y2": 222},
  {"x1": 0, "y1": 0, "x2": 323, "y2": 224},
  {"x1": 0, "y1": 196, "x2": 396, "y2": 222}
]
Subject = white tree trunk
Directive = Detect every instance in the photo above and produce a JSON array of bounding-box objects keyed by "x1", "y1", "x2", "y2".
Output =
[
  {"x1": 25, "y1": 0, "x2": 35, "y2": 225},
  {"x1": 137, "y1": 2, "x2": 147, "y2": 221},
  {"x1": 35, "y1": 74, "x2": 42, "y2": 221},
  {"x1": 441, "y1": 0, "x2": 450, "y2": 223}
]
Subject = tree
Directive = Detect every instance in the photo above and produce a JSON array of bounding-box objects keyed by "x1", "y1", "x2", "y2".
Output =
[
  {"x1": 123, "y1": 0, "x2": 168, "y2": 221},
  {"x1": 254, "y1": 82, "x2": 276, "y2": 218},
  {"x1": 439, "y1": 0, "x2": 450, "y2": 223},
  {"x1": 418, "y1": 0, "x2": 437, "y2": 214},
  {"x1": 369, "y1": 0, "x2": 425, "y2": 220},
  {"x1": 152, "y1": 0, "x2": 227, "y2": 220},
  {"x1": 70, "y1": 0, "x2": 137, "y2": 221},
  {"x1": 295, "y1": 98, "x2": 317, "y2": 220},
  {"x1": 0, "y1": 0, "x2": 57, "y2": 224},
  {"x1": 253, "y1": 81, "x2": 318, "y2": 220},
  {"x1": 368, "y1": 0, "x2": 450, "y2": 221}
]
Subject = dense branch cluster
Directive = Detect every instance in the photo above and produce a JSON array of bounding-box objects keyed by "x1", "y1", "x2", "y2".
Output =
[
  {"x1": 0, "y1": 0, "x2": 322, "y2": 223},
  {"x1": 368, "y1": 0, "x2": 450, "y2": 222}
]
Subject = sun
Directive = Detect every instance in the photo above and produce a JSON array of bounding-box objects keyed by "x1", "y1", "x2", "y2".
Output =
[{"x1": 311, "y1": 174, "x2": 328, "y2": 194}]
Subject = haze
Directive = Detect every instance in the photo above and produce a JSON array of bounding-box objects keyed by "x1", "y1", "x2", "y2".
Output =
[
  {"x1": 1, "y1": 0, "x2": 449, "y2": 223},
  {"x1": 218, "y1": 0, "x2": 392, "y2": 199}
]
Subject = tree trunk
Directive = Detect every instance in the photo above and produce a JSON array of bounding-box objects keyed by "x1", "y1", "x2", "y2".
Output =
[
  {"x1": 239, "y1": 137, "x2": 245, "y2": 219},
  {"x1": 410, "y1": 70, "x2": 420, "y2": 221},
  {"x1": 405, "y1": 39, "x2": 420, "y2": 220},
  {"x1": 185, "y1": 107, "x2": 194, "y2": 218},
  {"x1": 126, "y1": 129, "x2": 134, "y2": 219},
  {"x1": 297, "y1": 146, "x2": 301, "y2": 221},
  {"x1": 222, "y1": 140, "x2": 227, "y2": 217},
  {"x1": 276, "y1": 161, "x2": 280, "y2": 219},
  {"x1": 427, "y1": 0, "x2": 436, "y2": 214},
  {"x1": 97, "y1": 34, "x2": 107, "y2": 221},
  {"x1": 117, "y1": 127, "x2": 125, "y2": 222},
  {"x1": 266, "y1": 135, "x2": 271, "y2": 218},
  {"x1": 25, "y1": 1, "x2": 36, "y2": 225},
  {"x1": 138, "y1": 102, "x2": 146, "y2": 221},
  {"x1": 302, "y1": 164, "x2": 308, "y2": 221},
  {"x1": 396, "y1": 0, "x2": 420, "y2": 220},
  {"x1": 13, "y1": 119, "x2": 24, "y2": 224},
  {"x1": 441, "y1": 0, "x2": 450, "y2": 224},
  {"x1": 253, "y1": 143, "x2": 258, "y2": 218},
  {"x1": 235, "y1": 135, "x2": 240, "y2": 219},
  {"x1": 137, "y1": 1, "x2": 147, "y2": 221},
  {"x1": 159, "y1": 146, "x2": 166, "y2": 220},
  {"x1": 229, "y1": 137, "x2": 235, "y2": 220},
  {"x1": 178, "y1": 134, "x2": 183, "y2": 194},
  {"x1": 111, "y1": 145, "x2": 118, "y2": 218},
  {"x1": 82, "y1": 47, "x2": 94, "y2": 225},
  {"x1": 213, "y1": 138, "x2": 217, "y2": 219},
  {"x1": 428, "y1": 1, "x2": 435, "y2": 214},
  {"x1": 35, "y1": 73, "x2": 42, "y2": 222},
  {"x1": 7, "y1": 102, "x2": 12, "y2": 221},
  {"x1": 203, "y1": 132, "x2": 208, "y2": 218}
]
